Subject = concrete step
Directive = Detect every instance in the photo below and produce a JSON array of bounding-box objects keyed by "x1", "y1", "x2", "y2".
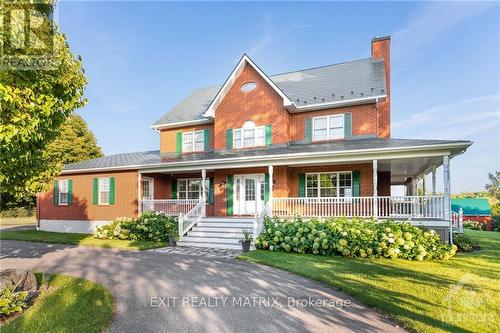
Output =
[
  {"x1": 200, "y1": 217, "x2": 255, "y2": 223},
  {"x1": 180, "y1": 236, "x2": 241, "y2": 244},
  {"x1": 177, "y1": 241, "x2": 243, "y2": 250},
  {"x1": 197, "y1": 222, "x2": 253, "y2": 228},
  {"x1": 192, "y1": 226, "x2": 252, "y2": 233},
  {"x1": 187, "y1": 231, "x2": 250, "y2": 238}
]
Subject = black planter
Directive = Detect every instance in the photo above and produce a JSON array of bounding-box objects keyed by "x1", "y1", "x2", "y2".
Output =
[
  {"x1": 242, "y1": 240, "x2": 251, "y2": 252},
  {"x1": 168, "y1": 236, "x2": 177, "y2": 247}
]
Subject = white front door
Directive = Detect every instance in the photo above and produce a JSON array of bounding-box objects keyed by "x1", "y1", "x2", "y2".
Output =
[{"x1": 234, "y1": 174, "x2": 264, "y2": 215}]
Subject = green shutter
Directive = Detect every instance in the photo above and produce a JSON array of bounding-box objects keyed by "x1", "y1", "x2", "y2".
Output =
[
  {"x1": 172, "y1": 179, "x2": 177, "y2": 199},
  {"x1": 209, "y1": 177, "x2": 215, "y2": 204},
  {"x1": 352, "y1": 171, "x2": 360, "y2": 197},
  {"x1": 68, "y1": 179, "x2": 73, "y2": 205},
  {"x1": 298, "y1": 173, "x2": 305, "y2": 197},
  {"x1": 265, "y1": 125, "x2": 272, "y2": 145},
  {"x1": 344, "y1": 113, "x2": 352, "y2": 138},
  {"x1": 176, "y1": 132, "x2": 182, "y2": 153},
  {"x1": 264, "y1": 173, "x2": 270, "y2": 203},
  {"x1": 226, "y1": 129, "x2": 233, "y2": 150},
  {"x1": 204, "y1": 128, "x2": 210, "y2": 151},
  {"x1": 305, "y1": 118, "x2": 312, "y2": 142},
  {"x1": 226, "y1": 175, "x2": 233, "y2": 216},
  {"x1": 93, "y1": 178, "x2": 98, "y2": 205},
  {"x1": 109, "y1": 177, "x2": 115, "y2": 205},
  {"x1": 53, "y1": 180, "x2": 59, "y2": 205}
]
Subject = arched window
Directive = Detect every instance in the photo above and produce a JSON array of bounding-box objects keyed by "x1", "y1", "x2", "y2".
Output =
[{"x1": 234, "y1": 120, "x2": 265, "y2": 148}]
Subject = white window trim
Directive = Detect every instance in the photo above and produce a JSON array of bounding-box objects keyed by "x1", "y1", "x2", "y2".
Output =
[
  {"x1": 142, "y1": 176, "x2": 154, "y2": 200},
  {"x1": 305, "y1": 171, "x2": 353, "y2": 198},
  {"x1": 233, "y1": 126, "x2": 266, "y2": 149},
  {"x1": 312, "y1": 114, "x2": 345, "y2": 142},
  {"x1": 182, "y1": 130, "x2": 205, "y2": 153},
  {"x1": 98, "y1": 177, "x2": 111, "y2": 205},
  {"x1": 58, "y1": 179, "x2": 69, "y2": 206},
  {"x1": 177, "y1": 178, "x2": 209, "y2": 200}
]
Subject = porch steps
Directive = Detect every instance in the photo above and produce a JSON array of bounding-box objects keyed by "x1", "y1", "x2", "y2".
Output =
[{"x1": 177, "y1": 217, "x2": 255, "y2": 250}]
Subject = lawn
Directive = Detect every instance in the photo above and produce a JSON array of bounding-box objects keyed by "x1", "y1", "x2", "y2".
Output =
[
  {"x1": 0, "y1": 230, "x2": 166, "y2": 250},
  {"x1": 2, "y1": 273, "x2": 114, "y2": 333},
  {"x1": 240, "y1": 230, "x2": 500, "y2": 333},
  {"x1": 0, "y1": 216, "x2": 36, "y2": 226}
]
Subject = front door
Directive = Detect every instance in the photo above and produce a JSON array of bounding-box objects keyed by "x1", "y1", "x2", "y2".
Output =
[
  {"x1": 142, "y1": 177, "x2": 154, "y2": 211},
  {"x1": 234, "y1": 174, "x2": 264, "y2": 215}
]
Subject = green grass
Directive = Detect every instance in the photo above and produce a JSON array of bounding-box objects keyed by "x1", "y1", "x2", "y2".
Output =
[
  {"x1": 0, "y1": 216, "x2": 36, "y2": 226},
  {"x1": 240, "y1": 230, "x2": 500, "y2": 333},
  {"x1": 0, "y1": 230, "x2": 166, "y2": 250},
  {"x1": 2, "y1": 273, "x2": 114, "y2": 333}
]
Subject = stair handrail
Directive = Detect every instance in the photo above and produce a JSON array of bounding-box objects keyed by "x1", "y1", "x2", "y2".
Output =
[
  {"x1": 178, "y1": 197, "x2": 205, "y2": 237},
  {"x1": 253, "y1": 202, "x2": 271, "y2": 248}
]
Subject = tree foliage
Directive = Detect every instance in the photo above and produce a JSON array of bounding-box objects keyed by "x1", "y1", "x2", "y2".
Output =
[{"x1": 0, "y1": 1, "x2": 88, "y2": 209}]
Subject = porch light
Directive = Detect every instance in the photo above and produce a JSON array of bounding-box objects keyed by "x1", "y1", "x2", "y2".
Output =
[{"x1": 218, "y1": 180, "x2": 226, "y2": 191}]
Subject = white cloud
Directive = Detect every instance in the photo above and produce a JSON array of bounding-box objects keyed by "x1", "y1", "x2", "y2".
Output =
[{"x1": 392, "y1": 2, "x2": 494, "y2": 63}]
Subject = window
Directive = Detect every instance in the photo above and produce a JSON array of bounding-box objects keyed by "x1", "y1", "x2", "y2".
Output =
[
  {"x1": 177, "y1": 179, "x2": 209, "y2": 199},
  {"x1": 99, "y1": 178, "x2": 110, "y2": 205},
  {"x1": 240, "y1": 82, "x2": 257, "y2": 92},
  {"x1": 182, "y1": 130, "x2": 205, "y2": 152},
  {"x1": 313, "y1": 114, "x2": 344, "y2": 141},
  {"x1": 58, "y1": 180, "x2": 69, "y2": 205},
  {"x1": 233, "y1": 121, "x2": 266, "y2": 148},
  {"x1": 306, "y1": 172, "x2": 352, "y2": 198}
]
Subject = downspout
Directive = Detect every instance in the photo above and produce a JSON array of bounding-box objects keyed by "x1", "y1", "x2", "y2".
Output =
[{"x1": 375, "y1": 98, "x2": 379, "y2": 137}]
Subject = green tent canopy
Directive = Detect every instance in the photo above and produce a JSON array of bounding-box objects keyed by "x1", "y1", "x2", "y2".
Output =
[{"x1": 451, "y1": 198, "x2": 492, "y2": 216}]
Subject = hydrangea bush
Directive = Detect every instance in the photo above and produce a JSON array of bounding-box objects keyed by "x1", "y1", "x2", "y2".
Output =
[
  {"x1": 255, "y1": 217, "x2": 457, "y2": 260},
  {"x1": 94, "y1": 212, "x2": 177, "y2": 242}
]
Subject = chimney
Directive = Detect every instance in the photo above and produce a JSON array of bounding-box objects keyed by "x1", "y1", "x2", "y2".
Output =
[{"x1": 371, "y1": 36, "x2": 391, "y2": 138}]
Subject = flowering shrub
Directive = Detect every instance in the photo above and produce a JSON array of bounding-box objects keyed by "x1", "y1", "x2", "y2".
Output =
[
  {"x1": 94, "y1": 212, "x2": 177, "y2": 242},
  {"x1": 463, "y1": 220, "x2": 488, "y2": 231},
  {"x1": 255, "y1": 217, "x2": 457, "y2": 260}
]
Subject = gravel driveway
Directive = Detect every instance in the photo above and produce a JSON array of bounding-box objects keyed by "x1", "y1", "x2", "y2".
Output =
[{"x1": 0, "y1": 240, "x2": 405, "y2": 333}]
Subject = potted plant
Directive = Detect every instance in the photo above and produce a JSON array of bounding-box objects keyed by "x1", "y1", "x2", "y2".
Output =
[
  {"x1": 241, "y1": 229, "x2": 252, "y2": 252},
  {"x1": 167, "y1": 218, "x2": 178, "y2": 247}
]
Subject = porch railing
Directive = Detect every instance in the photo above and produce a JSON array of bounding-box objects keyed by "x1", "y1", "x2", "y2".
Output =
[
  {"x1": 271, "y1": 196, "x2": 446, "y2": 219},
  {"x1": 451, "y1": 208, "x2": 464, "y2": 233},
  {"x1": 178, "y1": 198, "x2": 205, "y2": 237},
  {"x1": 140, "y1": 199, "x2": 198, "y2": 216}
]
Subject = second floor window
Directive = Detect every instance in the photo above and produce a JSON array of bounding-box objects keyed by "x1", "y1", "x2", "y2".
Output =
[
  {"x1": 182, "y1": 130, "x2": 205, "y2": 153},
  {"x1": 58, "y1": 180, "x2": 69, "y2": 205},
  {"x1": 99, "y1": 178, "x2": 110, "y2": 205},
  {"x1": 313, "y1": 114, "x2": 344, "y2": 141},
  {"x1": 233, "y1": 121, "x2": 265, "y2": 148}
]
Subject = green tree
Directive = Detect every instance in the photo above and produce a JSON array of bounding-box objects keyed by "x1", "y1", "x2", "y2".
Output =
[
  {"x1": 0, "y1": 1, "x2": 88, "y2": 209},
  {"x1": 485, "y1": 171, "x2": 500, "y2": 201}
]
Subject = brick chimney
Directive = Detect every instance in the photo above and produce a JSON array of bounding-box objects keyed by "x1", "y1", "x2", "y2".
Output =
[{"x1": 371, "y1": 36, "x2": 391, "y2": 138}]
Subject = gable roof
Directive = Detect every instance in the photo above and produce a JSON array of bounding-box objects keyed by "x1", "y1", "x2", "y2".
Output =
[
  {"x1": 451, "y1": 198, "x2": 492, "y2": 216},
  {"x1": 152, "y1": 57, "x2": 386, "y2": 128}
]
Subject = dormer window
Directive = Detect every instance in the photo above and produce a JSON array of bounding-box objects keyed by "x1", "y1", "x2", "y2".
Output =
[
  {"x1": 313, "y1": 114, "x2": 344, "y2": 141},
  {"x1": 233, "y1": 121, "x2": 266, "y2": 148},
  {"x1": 183, "y1": 130, "x2": 205, "y2": 152},
  {"x1": 240, "y1": 82, "x2": 257, "y2": 92}
]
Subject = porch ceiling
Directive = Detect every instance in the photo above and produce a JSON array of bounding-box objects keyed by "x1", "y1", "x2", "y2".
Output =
[{"x1": 378, "y1": 156, "x2": 443, "y2": 185}]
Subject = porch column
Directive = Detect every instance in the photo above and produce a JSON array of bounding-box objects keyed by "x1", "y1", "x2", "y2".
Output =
[
  {"x1": 137, "y1": 173, "x2": 142, "y2": 215},
  {"x1": 443, "y1": 155, "x2": 452, "y2": 243},
  {"x1": 268, "y1": 165, "x2": 273, "y2": 211},
  {"x1": 421, "y1": 174, "x2": 426, "y2": 196},
  {"x1": 373, "y1": 159, "x2": 378, "y2": 219},
  {"x1": 201, "y1": 169, "x2": 207, "y2": 217},
  {"x1": 431, "y1": 166, "x2": 437, "y2": 195}
]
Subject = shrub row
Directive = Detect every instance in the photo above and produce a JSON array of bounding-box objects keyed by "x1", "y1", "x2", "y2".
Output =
[
  {"x1": 255, "y1": 217, "x2": 457, "y2": 260},
  {"x1": 94, "y1": 212, "x2": 177, "y2": 242}
]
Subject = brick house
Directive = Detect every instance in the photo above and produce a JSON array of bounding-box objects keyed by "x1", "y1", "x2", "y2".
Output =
[{"x1": 38, "y1": 36, "x2": 471, "y2": 248}]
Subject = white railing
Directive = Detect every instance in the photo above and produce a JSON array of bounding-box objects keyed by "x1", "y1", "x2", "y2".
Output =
[
  {"x1": 178, "y1": 198, "x2": 205, "y2": 237},
  {"x1": 253, "y1": 202, "x2": 271, "y2": 247},
  {"x1": 140, "y1": 199, "x2": 198, "y2": 216},
  {"x1": 451, "y1": 208, "x2": 464, "y2": 233},
  {"x1": 271, "y1": 196, "x2": 446, "y2": 219}
]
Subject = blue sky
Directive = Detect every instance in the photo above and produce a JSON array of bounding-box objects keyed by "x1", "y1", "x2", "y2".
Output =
[{"x1": 57, "y1": 1, "x2": 499, "y2": 193}]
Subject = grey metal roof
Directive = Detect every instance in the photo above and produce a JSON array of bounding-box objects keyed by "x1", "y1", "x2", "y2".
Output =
[
  {"x1": 63, "y1": 138, "x2": 471, "y2": 172},
  {"x1": 153, "y1": 58, "x2": 386, "y2": 126}
]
